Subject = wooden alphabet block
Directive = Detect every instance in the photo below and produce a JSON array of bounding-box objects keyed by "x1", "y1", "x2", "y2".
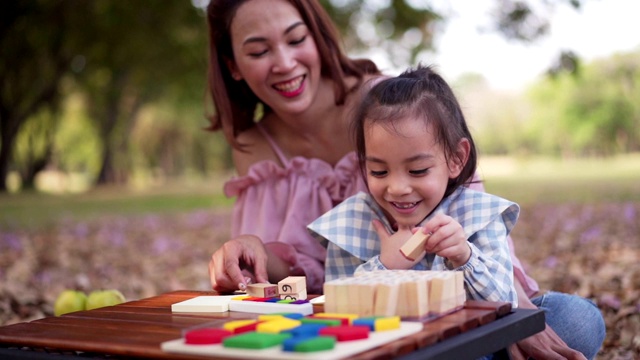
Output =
[
  {"x1": 246, "y1": 283, "x2": 279, "y2": 298},
  {"x1": 399, "y1": 230, "x2": 431, "y2": 261},
  {"x1": 278, "y1": 276, "x2": 306, "y2": 294},
  {"x1": 279, "y1": 289, "x2": 307, "y2": 301}
]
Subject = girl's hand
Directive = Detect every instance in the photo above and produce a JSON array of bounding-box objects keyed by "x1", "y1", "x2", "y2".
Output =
[
  {"x1": 423, "y1": 213, "x2": 471, "y2": 268},
  {"x1": 208, "y1": 235, "x2": 269, "y2": 292},
  {"x1": 372, "y1": 219, "x2": 421, "y2": 269}
]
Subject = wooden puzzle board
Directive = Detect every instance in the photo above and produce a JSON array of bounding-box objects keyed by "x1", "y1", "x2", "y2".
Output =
[{"x1": 160, "y1": 321, "x2": 423, "y2": 360}]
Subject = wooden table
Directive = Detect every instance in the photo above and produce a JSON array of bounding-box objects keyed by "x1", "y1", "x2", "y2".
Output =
[{"x1": 0, "y1": 290, "x2": 545, "y2": 360}]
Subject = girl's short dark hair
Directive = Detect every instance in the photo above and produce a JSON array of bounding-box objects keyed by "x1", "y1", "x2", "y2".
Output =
[
  {"x1": 352, "y1": 64, "x2": 477, "y2": 197},
  {"x1": 206, "y1": 0, "x2": 379, "y2": 149}
]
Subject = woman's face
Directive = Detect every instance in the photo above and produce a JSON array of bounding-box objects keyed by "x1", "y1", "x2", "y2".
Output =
[{"x1": 228, "y1": 0, "x2": 322, "y2": 116}]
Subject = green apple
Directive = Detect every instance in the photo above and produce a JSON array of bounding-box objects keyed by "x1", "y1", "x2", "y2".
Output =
[
  {"x1": 86, "y1": 289, "x2": 126, "y2": 310},
  {"x1": 54, "y1": 290, "x2": 87, "y2": 316}
]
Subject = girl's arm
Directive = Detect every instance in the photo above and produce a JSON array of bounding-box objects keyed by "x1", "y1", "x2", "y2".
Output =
[{"x1": 457, "y1": 217, "x2": 518, "y2": 305}]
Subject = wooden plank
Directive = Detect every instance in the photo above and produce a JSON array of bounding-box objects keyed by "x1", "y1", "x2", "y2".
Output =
[
  {"x1": 0, "y1": 322, "x2": 177, "y2": 358},
  {"x1": 464, "y1": 300, "x2": 512, "y2": 316}
]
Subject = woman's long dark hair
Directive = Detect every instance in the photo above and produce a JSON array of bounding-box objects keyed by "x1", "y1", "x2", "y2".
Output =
[{"x1": 206, "y1": 0, "x2": 379, "y2": 149}]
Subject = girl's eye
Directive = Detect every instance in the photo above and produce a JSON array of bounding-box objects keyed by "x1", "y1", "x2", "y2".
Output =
[
  {"x1": 369, "y1": 170, "x2": 387, "y2": 178},
  {"x1": 409, "y1": 168, "x2": 428, "y2": 176},
  {"x1": 290, "y1": 35, "x2": 306, "y2": 45}
]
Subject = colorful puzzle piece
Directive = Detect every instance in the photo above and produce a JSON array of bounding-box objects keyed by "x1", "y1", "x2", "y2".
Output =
[
  {"x1": 282, "y1": 335, "x2": 335, "y2": 353},
  {"x1": 223, "y1": 332, "x2": 291, "y2": 349},
  {"x1": 184, "y1": 328, "x2": 232, "y2": 345},
  {"x1": 162, "y1": 313, "x2": 423, "y2": 360}
]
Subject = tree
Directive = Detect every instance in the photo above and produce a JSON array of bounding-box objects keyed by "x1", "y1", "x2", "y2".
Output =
[
  {"x1": 70, "y1": 1, "x2": 207, "y2": 184},
  {"x1": 0, "y1": 1, "x2": 89, "y2": 191},
  {"x1": 1, "y1": 0, "x2": 588, "y2": 192},
  {"x1": 527, "y1": 50, "x2": 640, "y2": 156}
]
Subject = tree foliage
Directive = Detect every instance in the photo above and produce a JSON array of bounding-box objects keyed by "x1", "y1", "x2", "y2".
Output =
[
  {"x1": 526, "y1": 50, "x2": 640, "y2": 157},
  {"x1": 0, "y1": 0, "x2": 594, "y2": 192}
]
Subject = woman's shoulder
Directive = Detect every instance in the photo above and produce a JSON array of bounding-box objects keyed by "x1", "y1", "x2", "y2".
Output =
[{"x1": 232, "y1": 125, "x2": 279, "y2": 176}]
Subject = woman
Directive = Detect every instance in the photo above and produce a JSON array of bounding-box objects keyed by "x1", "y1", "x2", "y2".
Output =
[
  {"x1": 206, "y1": 0, "x2": 379, "y2": 294},
  {"x1": 204, "y1": 1, "x2": 604, "y2": 359}
]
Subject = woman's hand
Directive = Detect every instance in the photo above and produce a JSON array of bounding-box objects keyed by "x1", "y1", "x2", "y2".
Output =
[
  {"x1": 208, "y1": 235, "x2": 269, "y2": 292},
  {"x1": 423, "y1": 213, "x2": 471, "y2": 268}
]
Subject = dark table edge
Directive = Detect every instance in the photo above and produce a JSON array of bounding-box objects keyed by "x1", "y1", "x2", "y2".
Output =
[{"x1": 397, "y1": 308, "x2": 545, "y2": 360}]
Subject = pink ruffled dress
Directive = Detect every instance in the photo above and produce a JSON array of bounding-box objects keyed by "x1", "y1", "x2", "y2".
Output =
[
  {"x1": 223, "y1": 124, "x2": 539, "y2": 296},
  {"x1": 223, "y1": 124, "x2": 367, "y2": 293}
]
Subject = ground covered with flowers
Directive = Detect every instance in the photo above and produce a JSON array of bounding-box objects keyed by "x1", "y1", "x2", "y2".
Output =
[{"x1": 1, "y1": 203, "x2": 638, "y2": 359}]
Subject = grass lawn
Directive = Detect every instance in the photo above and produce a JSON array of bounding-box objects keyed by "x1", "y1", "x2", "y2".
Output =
[
  {"x1": 0, "y1": 155, "x2": 639, "y2": 358},
  {"x1": 2, "y1": 155, "x2": 639, "y2": 230}
]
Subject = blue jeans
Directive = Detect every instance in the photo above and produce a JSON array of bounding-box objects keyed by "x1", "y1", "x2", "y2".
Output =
[{"x1": 531, "y1": 291, "x2": 606, "y2": 360}]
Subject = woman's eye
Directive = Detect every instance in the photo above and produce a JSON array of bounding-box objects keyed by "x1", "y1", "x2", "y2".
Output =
[
  {"x1": 369, "y1": 170, "x2": 387, "y2": 177},
  {"x1": 290, "y1": 35, "x2": 306, "y2": 45},
  {"x1": 409, "y1": 168, "x2": 428, "y2": 176},
  {"x1": 248, "y1": 49, "x2": 268, "y2": 58}
]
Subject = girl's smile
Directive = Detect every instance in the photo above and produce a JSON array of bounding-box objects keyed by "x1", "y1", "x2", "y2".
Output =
[{"x1": 365, "y1": 118, "x2": 463, "y2": 228}]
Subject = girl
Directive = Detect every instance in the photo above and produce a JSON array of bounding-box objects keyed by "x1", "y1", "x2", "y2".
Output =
[{"x1": 308, "y1": 65, "x2": 518, "y2": 304}]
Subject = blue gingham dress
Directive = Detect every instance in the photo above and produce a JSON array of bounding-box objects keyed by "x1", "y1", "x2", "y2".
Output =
[{"x1": 307, "y1": 187, "x2": 519, "y2": 306}]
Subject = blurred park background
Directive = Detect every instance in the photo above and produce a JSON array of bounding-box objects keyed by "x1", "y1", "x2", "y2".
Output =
[{"x1": 1, "y1": 0, "x2": 639, "y2": 358}]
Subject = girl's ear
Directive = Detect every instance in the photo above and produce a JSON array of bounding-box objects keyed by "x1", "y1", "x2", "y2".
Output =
[
  {"x1": 226, "y1": 58, "x2": 243, "y2": 81},
  {"x1": 449, "y1": 138, "x2": 470, "y2": 178}
]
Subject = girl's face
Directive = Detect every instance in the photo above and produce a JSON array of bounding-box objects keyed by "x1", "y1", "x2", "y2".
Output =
[
  {"x1": 228, "y1": 0, "x2": 322, "y2": 116},
  {"x1": 365, "y1": 117, "x2": 467, "y2": 228}
]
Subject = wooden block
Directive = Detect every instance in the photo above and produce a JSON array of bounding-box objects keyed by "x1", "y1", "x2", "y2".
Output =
[
  {"x1": 246, "y1": 283, "x2": 279, "y2": 298},
  {"x1": 161, "y1": 321, "x2": 425, "y2": 359},
  {"x1": 222, "y1": 332, "x2": 291, "y2": 349},
  {"x1": 429, "y1": 272, "x2": 457, "y2": 314},
  {"x1": 402, "y1": 278, "x2": 429, "y2": 318},
  {"x1": 353, "y1": 316, "x2": 400, "y2": 331},
  {"x1": 376, "y1": 316, "x2": 401, "y2": 331},
  {"x1": 300, "y1": 317, "x2": 343, "y2": 327},
  {"x1": 313, "y1": 313, "x2": 359, "y2": 325},
  {"x1": 279, "y1": 289, "x2": 307, "y2": 301},
  {"x1": 256, "y1": 318, "x2": 301, "y2": 333},
  {"x1": 399, "y1": 231, "x2": 430, "y2": 261},
  {"x1": 454, "y1": 271, "x2": 465, "y2": 307},
  {"x1": 223, "y1": 319, "x2": 259, "y2": 333},
  {"x1": 334, "y1": 280, "x2": 350, "y2": 314},
  {"x1": 319, "y1": 325, "x2": 370, "y2": 341},
  {"x1": 323, "y1": 282, "x2": 338, "y2": 313},
  {"x1": 374, "y1": 282, "x2": 400, "y2": 317},
  {"x1": 278, "y1": 276, "x2": 306, "y2": 294},
  {"x1": 346, "y1": 282, "x2": 360, "y2": 315},
  {"x1": 285, "y1": 323, "x2": 328, "y2": 337},
  {"x1": 228, "y1": 299, "x2": 313, "y2": 315},
  {"x1": 170, "y1": 295, "x2": 235, "y2": 313},
  {"x1": 231, "y1": 321, "x2": 263, "y2": 334},
  {"x1": 282, "y1": 335, "x2": 336, "y2": 353},
  {"x1": 184, "y1": 328, "x2": 232, "y2": 345},
  {"x1": 357, "y1": 282, "x2": 376, "y2": 317}
]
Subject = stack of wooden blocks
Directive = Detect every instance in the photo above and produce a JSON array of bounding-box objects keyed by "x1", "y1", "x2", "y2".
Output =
[
  {"x1": 323, "y1": 270, "x2": 465, "y2": 319},
  {"x1": 247, "y1": 276, "x2": 307, "y2": 301}
]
